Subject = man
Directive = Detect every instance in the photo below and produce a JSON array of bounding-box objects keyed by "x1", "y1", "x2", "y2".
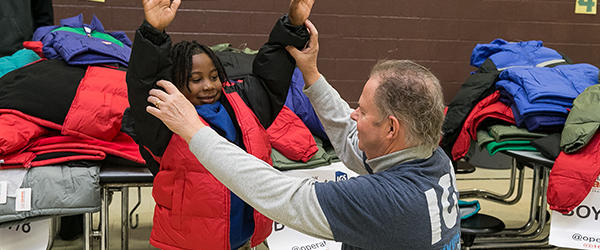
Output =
[{"x1": 147, "y1": 17, "x2": 461, "y2": 250}]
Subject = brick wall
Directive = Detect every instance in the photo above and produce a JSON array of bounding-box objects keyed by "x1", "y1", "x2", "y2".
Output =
[{"x1": 52, "y1": 0, "x2": 600, "y2": 107}]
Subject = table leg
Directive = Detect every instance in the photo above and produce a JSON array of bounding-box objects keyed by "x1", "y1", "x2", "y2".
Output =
[{"x1": 121, "y1": 187, "x2": 129, "y2": 250}]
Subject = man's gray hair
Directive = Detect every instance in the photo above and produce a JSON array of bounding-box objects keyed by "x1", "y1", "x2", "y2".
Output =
[{"x1": 370, "y1": 59, "x2": 445, "y2": 151}]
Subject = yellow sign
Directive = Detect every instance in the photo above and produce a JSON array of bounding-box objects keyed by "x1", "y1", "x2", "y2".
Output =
[{"x1": 576, "y1": 0, "x2": 597, "y2": 14}]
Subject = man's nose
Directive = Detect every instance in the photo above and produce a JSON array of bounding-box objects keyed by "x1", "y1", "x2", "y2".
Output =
[{"x1": 350, "y1": 109, "x2": 358, "y2": 121}]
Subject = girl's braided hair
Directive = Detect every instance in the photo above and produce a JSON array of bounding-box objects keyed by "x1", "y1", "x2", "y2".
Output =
[{"x1": 170, "y1": 40, "x2": 228, "y2": 92}]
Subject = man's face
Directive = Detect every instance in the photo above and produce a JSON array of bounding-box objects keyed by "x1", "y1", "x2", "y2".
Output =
[{"x1": 350, "y1": 77, "x2": 391, "y2": 159}]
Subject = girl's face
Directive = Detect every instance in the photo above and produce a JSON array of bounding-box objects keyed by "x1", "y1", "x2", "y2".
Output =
[{"x1": 181, "y1": 53, "x2": 223, "y2": 106}]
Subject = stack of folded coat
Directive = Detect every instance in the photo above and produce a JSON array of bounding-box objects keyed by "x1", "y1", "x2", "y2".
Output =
[
  {"x1": 476, "y1": 124, "x2": 547, "y2": 156},
  {"x1": 496, "y1": 64, "x2": 598, "y2": 132},
  {"x1": 0, "y1": 14, "x2": 143, "y2": 228},
  {"x1": 444, "y1": 38, "x2": 599, "y2": 163}
]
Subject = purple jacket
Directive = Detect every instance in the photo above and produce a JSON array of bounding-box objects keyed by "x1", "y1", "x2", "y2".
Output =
[{"x1": 33, "y1": 14, "x2": 132, "y2": 66}]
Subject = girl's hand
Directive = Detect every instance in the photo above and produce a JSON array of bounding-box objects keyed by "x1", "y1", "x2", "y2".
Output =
[
  {"x1": 142, "y1": 0, "x2": 181, "y2": 32},
  {"x1": 288, "y1": 0, "x2": 315, "y2": 26}
]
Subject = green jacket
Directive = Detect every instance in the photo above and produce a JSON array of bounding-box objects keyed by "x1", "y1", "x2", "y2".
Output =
[{"x1": 561, "y1": 84, "x2": 600, "y2": 153}]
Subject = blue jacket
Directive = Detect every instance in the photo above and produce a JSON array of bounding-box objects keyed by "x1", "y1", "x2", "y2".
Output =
[
  {"x1": 285, "y1": 68, "x2": 328, "y2": 140},
  {"x1": 496, "y1": 63, "x2": 598, "y2": 131},
  {"x1": 496, "y1": 64, "x2": 598, "y2": 115},
  {"x1": 33, "y1": 14, "x2": 132, "y2": 66},
  {"x1": 498, "y1": 90, "x2": 567, "y2": 131},
  {"x1": 499, "y1": 64, "x2": 598, "y2": 107},
  {"x1": 470, "y1": 38, "x2": 565, "y2": 69}
]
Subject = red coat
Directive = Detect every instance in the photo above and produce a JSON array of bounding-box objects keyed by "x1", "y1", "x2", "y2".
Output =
[
  {"x1": 0, "y1": 65, "x2": 144, "y2": 168},
  {"x1": 149, "y1": 91, "x2": 273, "y2": 250},
  {"x1": 548, "y1": 132, "x2": 600, "y2": 214},
  {"x1": 451, "y1": 91, "x2": 515, "y2": 161},
  {"x1": 267, "y1": 105, "x2": 318, "y2": 162}
]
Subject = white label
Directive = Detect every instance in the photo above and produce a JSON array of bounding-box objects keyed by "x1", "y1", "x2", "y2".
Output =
[
  {"x1": 267, "y1": 162, "x2": 357, "y2": 250},
  {"x1": 550, "y1": 181, "x2": 600, "y2": 250},
  {"x1": 0, "y1": 181, "x2": 7, "y2": 204},
  {"x1": 15, "y1": 188, "x2": 31, "y2": 211},
  {"x1": 0, "y1": 219, "x2": 51, "y2": 250}
]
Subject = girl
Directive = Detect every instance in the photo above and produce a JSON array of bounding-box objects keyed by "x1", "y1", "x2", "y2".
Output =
[{"x1": 124, "y1": 0, "x2": 313, "y2": 249}]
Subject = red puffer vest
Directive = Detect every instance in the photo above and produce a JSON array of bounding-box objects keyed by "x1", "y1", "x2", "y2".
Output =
[{"x1": 149, "y1": 91, "x2": 273, "y2": 250}]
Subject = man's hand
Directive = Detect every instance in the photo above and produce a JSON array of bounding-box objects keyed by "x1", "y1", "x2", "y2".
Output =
[
  {"x1": 146, "y1": 80, "x2": 206, "y2": 144},
  {"x1": 142, "y1": 0, "x2": 181, "y2": 32},
  {"x1": 288, "y1": 0, "x2": 315, "y2": 26},
  {"x1": 286, "y1": 20, "x2": 321, "y2": 87}
]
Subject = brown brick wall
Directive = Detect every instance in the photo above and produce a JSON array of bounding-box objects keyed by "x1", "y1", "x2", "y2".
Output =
[{"x1": 52, "y1": 0, "x2": 600, "y2": 107}]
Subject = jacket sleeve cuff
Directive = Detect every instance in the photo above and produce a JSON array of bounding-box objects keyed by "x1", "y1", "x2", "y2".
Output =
[
  {"x1": 268, "y1": 14, "x2": 310, "y2": 49},
  {"x1": 139, "y1": 20, "x2": 169, "y2": 45}
]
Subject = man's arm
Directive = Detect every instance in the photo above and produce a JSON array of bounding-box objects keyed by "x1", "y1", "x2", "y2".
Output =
[
  {"x1": 286, "y1": 19, "x2": 368, "y2": 174},
  {"x1": 190, "y1": 127, "x2": 335, "y2": 240},
  {"x1": 303, "y1": 77, "x2": 369, "y2": 175}
]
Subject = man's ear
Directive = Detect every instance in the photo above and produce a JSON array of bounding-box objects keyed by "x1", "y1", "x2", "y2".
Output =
[{"x1": 387, "y1": 115, "x2": 402, "y2": 140}]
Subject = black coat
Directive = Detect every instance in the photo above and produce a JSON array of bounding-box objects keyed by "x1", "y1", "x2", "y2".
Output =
[
  {"x1": 0, "y1": 0, "x2": 54, "y2": 57},
  {"x1": 124, "y1": 15, "x2": 309, "y2": 174}
]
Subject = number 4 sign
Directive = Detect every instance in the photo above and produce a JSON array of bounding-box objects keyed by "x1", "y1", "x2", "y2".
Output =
[{"x1": 576, "y1": 0, "x2": 597, "y2": 14}]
